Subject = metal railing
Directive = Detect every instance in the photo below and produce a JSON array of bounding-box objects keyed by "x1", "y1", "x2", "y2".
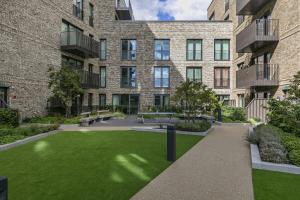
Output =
[
  {"x1": 236, "y1": 64, "x2": 279, "y2": 88},
  {"x1": 61, "y1": 31, "x2": 99, "y2": 57},
  {"x1": 246, "y1": 98, "x2": 268, "y2": 123},
  {"x1": 73, "y1": 4, "x2": 83, "y2": 20},
  {"x1": 80, "y1": 71, "x2": 100, "y2": 89},
  {"x1": 115, "y1": 0, "x2": 134, "y2": 20},
  {"x1": 236, "y1": 19, "x2": 279, "y2": 52}
]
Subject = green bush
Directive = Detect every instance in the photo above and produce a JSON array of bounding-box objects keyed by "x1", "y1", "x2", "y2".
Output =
[
  {"x1": 221, "y1": 106, "x2": 246, "y2": 123},
  {"x1": 289, "y1": 150, "x2": 300, "y2": 166},
  {"x1": 0, "y1": 124, "x2": 59, "y2": 144},
  {"x1": 175, "y1": 120, "x2": 211, "y2": 132},
  {"x1": 0, "y1": 108, "x2": 19, "y2": 127}
]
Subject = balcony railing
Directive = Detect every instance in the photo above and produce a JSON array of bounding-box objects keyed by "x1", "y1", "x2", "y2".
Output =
[
  {"x1": 89, "y1": 16, "x2": 94, "y2": 27},
  {"x1": 61, "y1": 31, "x2": 99, "y2": 58},
  {"x1": 236, "y1": 19, "x2": 279, "y2": 53},
  {"x1": 73, "y1": 4, "x2": 83, "y2": 20},
  {"x1": 115, "y1": 0, "x2": 134, "y2": 20},
  {"x1": 80, "y1": 71, "x2": 99, "y2": 89},
  {"x1": 237, "y1": 0, "x2": 272, "y2": 15},
  {"x1": 236, "y1": 64, "x2": 279, "y2": 88}
]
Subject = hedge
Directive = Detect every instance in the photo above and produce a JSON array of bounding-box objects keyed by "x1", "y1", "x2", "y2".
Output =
[{"x1": 0, "y1": 108, "x2": 19, "y2": 127}]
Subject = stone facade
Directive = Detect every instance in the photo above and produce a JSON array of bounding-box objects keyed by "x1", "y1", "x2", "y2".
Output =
[
  {"x1": 208, "y1": 0, "x2": 300, "y2": 103},
  {"x1": 0, "y1": 0, "x2": 233, "y2": 118}
]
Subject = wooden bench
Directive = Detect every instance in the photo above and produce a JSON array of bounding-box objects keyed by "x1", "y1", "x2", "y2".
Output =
[{"x1": 79, "y1": 110, "x2": 113, "y2": 126}]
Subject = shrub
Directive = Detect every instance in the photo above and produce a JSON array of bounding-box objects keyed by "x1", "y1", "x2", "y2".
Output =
[
  {"x1": 259, "y1": 141, "x2": 288, "y2": 163},
  {"x1": 0, "y1": 108, "x2": 19, "y2": 127},
  {"x1": 289, "y1": 150, "x2": 300, "y2": 166},
  {"x1": 221, "y1": 106, "x2": 246, "y2": 122},
  {"x1": 0, "y1": 135, "x2": 25, "y2": 145},
  {"x1": 25, "y1": 116, "x2": 64, "y2": 124},
  {"x1": 175, "y1": 120, "x2": 211, "y2": 132}
]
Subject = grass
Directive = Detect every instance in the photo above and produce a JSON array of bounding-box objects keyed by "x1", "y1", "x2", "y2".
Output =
[
  {"x1": 0, "y1": 131, "x2": 202, "y2": 200},
  {"x1": 253, "y1": 169, "x2": 300, "y2": 200}
]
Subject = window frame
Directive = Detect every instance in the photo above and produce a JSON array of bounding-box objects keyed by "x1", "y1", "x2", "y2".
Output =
[
  {"x1": 99, "y1": 94, "x2": 106, "y2": 108},
  {"x1": 214, "y1": 67, "x2": 230, "y2": 89},
  {"x1": 186, "y1": 67, "x2": 202, "y2": 82},
  {"x1": 186, "y1": 39, "x2": 203, "y2": 61},
  {"x1": 120, "y1": 66, "x2": 137, "y2": 88},
  {"x1": 214, "y1": 39, "x2": 230, "y2": 61},
  {"x1": 154, "y1": 39, "x2": 170, "y2": 61},
  {"x1": 99, "y1": 39, "x2": 107, "y2": 61},
  {"x1": 99, "y1": 66, "x2": 106, "y2": 88},
  {"x1": 121, "y1": 39, "x2": 137, "y2": 61},
  {"x1": 154, "y1": 94, "x2": 170, "y2": 109},
  {"x1": 154, "y1": 66, "x2": 170, "y2": 88}
]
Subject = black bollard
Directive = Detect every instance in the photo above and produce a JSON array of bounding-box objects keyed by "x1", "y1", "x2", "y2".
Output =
[
  {"x1": 217, "y1": 108, "x2": 222, "y2": 122},
  {"x1": 167, "y1": 125, "x2": 176, "y2": 162},
  {"x1": 0, "y1": 177, "x2": 8, "y2": 200}
]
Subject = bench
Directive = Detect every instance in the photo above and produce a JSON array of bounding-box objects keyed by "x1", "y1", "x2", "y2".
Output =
[{"x1": 79, "y1": 110, "x2": 113, "y2": 127}]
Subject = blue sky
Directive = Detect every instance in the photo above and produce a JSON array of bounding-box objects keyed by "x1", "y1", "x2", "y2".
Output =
[{"x1": 131, "y1": 0, "x2": 211, "y2": 21}]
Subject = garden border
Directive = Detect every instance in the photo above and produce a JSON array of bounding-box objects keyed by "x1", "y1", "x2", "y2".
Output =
[
  {"x1": 250, "y1": 144, "x2": 300, "y2": 175},
  {"x1": 0, "y1": 130, "x2": 60, "y2": 152},
  {"x1": 131, "y1": 126, "x2": 214, "y2": 136}
]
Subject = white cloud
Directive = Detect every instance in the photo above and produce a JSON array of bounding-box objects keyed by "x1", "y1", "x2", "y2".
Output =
[{"x1": 131, "y1": 0, "x2": 211, "y2": 20}]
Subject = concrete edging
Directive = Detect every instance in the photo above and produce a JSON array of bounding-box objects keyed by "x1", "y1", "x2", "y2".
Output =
[
  {"x1": 250, "y1": 144, "x2": 300, "y2": 175},
  {"x1": 0, "y1": 130, "x2": 60, "y2": 152},
  {"x1": 131, "y1": 126, "x2": 214, "y2": 136}
]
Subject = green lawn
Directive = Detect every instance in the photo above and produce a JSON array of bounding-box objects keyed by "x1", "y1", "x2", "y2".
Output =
[
  {"x1": 253, "y1": 169, "x2": 300, "y2": 200},
  {"x1": 0, "y1": 131, "x2": 202, "y2": 200}
]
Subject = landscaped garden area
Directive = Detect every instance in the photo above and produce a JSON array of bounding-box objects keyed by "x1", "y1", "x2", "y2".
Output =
[{"x1": 0, "y1": 131, "x2": 202, "y2": 200}]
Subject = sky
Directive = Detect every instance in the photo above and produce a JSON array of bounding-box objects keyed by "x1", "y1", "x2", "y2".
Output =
[{"x1": 130, "y1": 0, "x2": 211, "y2": 21}]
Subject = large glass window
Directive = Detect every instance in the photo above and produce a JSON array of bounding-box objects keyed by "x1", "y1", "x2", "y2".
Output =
[
  {"x1": 100, "y1": 39, "x2": 107, "y2": 60},
  {"x1": 121, "y1": 67, "x2": 136, "y2": 88},
  {"x1": 89, "y1": 3, "x2": 94, "y2": 27},
  {"x1": 154, "y1": 40, "x2": 170, "y2": 60},
  {"x1": 154, "y1": 94, "x2": 170, "y2": 110},
  {"x1": 112, "y1": 94, "x2": 140, "y2": 114},
  {"x1": 100, "y1": 66, "x2": 106, "y2": 88},
  {"x1": 61, "y1": 21, "x2": 83, "y2": 46},
  {"x1": 73, "y1": 0, "x2": 83, "y2": 20},
  {"x1": 214, "y1": 67, "x2": 230, "y2": 88},
  {"x1": 121, "y1": 40, "x2": 137, "y2": 60},
  {"x1": 214, "y1": 39, "x2": 230, "y2": 61},
  {"x1": 99, "y1": 94, "x2": 106, "y2": 109},
  {"x1": 187, "y1": 40, "x2": 202, "y2": 61},
  {"x1": 0, "y1": 87, "x2": 8, "y2": 108},
  {"x1": 186, "y1": 67, "x2": 202, "y2": 82},
  {"x1": 154, "y1": 67, "x2": 170, "y2": 88}
]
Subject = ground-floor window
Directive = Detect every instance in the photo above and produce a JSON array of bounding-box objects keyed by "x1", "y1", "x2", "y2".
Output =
[
  {"x1": 99, "y1": 94, "x2": 106, "y2": 109},
  {"x1": 0, "y1": 87, "x2": 8, "y2": 108},
  {"x1": 217, "y1": 95, "x2": 230, "y2": 106},
  {"x1": 154, "y1": 94, "x2": 170, "y2": 111},
  {"x1": 88, "y1": 93, "x2": 93, "y2": 111},
  {"x1": 238, "y1": 94, "x2": 245, "y2": 107},
  {"x1": 112, "y1": 94, "x2": 139, "y2": 114}
]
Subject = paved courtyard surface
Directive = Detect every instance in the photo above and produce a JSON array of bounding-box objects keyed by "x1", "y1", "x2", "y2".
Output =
[{"x1": 131, "y1": 124, "x2": 254, "y2": 200}]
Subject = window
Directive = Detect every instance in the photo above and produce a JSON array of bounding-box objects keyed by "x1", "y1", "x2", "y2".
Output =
[
  {"x1": 0, "y1": 87, "x2": 8, "y2": 108},
  {"x1": 214, "y1": 67, "x2": 230, "y2": 88},
  {"x1": 99, "y1": 39, "x2": 107, "y2": 60},
  {"x1": 88, "y1": 64, "x2": 93, "y2": 74},
  {"x1": 154, "y1": 40, "x2": 170, "y2": 60},
  {"x1": 186, "y1": 67, "x2": 202, "y2": 82},
  {"x1": 100, "y1": 66, "x2": 106, "y2": 88},
  {"x1": 89, "y1": 3, "x2": 94, "y2": 27},
  {"x1": 217, "y1": 95, "x2": 230, "y2": 105},
  {"x1": 154, "y1": 95, "x2": 170, "y2": 110},
  {"x1": 154, "y1": 67, "x2": 170, "y2": 88},
  {"x1": 209, "y1": 12, "x2": 215, "y2": 20},
  {"x1": 61, "y1": 21, "x2": 83, "y2": 46},
  {"x1": 99, "y1": 94, "x2": 106, "y2": 109},
  {"x1": 238, "y1": 15, "x2": 244, "y2": 26},
  {"x1": 73, "y1": 0, "x2": 83, "y2": 20},
  {"x1": 88, "y1": 93, "x2": 93, "y2": 111},
  {"x1": 121, "y1": 67, "x2": 136, "y2": 88},
  {"x1": 121, "y1": 40, "x2": 137, "y2": 60},
  {"x1": 61, "y1": 56, "x2": 83, "y2": 69},
  {"x1": 214, "y1": 39, "x2": 230, "y2": 61},
  {"x1": 187, "y1": 40, "x2": 202, "y2": 61}
]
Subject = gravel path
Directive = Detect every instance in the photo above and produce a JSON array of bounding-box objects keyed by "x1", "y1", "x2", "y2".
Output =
[{"x1": 131, "y1": 124, "x2": 254, "y2": 200}]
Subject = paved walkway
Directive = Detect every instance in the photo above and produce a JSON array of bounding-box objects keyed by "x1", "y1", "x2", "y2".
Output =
[{"x1": 131, "y1": 124, "x2": 254, "y2": 200}]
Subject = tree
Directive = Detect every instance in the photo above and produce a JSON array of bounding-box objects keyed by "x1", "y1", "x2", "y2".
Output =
[
  {"x1": 173, "y1": 80, "x2": 219, "y2": 122},
  {"x1": 48, "y1": 66, "x2": 84, "y2": 118},
  {"x1": 288, "y1": 71, "x2": 300, "y2": 102}
]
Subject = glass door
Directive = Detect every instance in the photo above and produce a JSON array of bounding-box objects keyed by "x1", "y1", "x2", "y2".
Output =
[{"x1": 0, "y1": 87, "x2": 8, "y2": 108}]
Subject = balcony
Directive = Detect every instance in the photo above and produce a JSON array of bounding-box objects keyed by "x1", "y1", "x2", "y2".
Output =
[
  {"x1": 80, "y1": 71, "x2": 99, "y2": 89},
  {"x1": 61, "y1": 31, "x2": 99, "y2": 58},
  {"x1": 236, "y1": 19, "x2": 279, "y2": 53},
  {"x1": 237, "y1": 0, "x2": 272, "y2": 15},
  {"x1": 236, "y1": 64, "x2": 279, "y2": 88},
  {"x1": 73, "y1": 4, "x2": 83, "y2": 20},
  {"x1": 115, "y1": 0, "x2": 134, "y2": 20}
]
